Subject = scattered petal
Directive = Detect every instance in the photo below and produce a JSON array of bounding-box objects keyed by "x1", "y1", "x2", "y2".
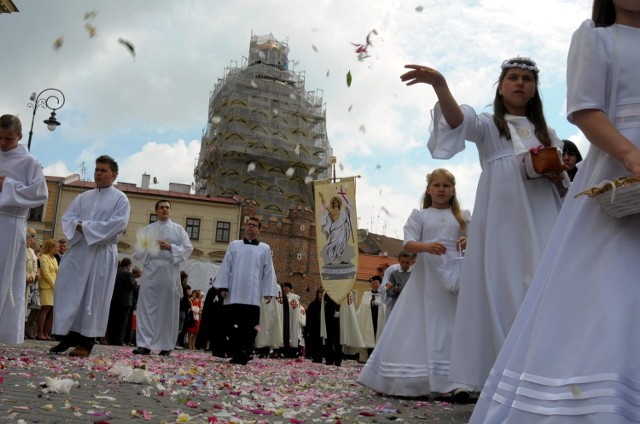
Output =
[
  {"x1": 326, "y1": 69, "x2": 330, "y2": 77},
  {"x1": 250, "y1": 80, "x2": 258, "y2": 88},
  {"x1": 84, "y1": 10, "x2": 98, "y2": 20},
  {"x1": 415, "y1": 5, "x2": 424, "y2": 12},
  {"x1": 346, "y1": 71, "x2": 352, "y2": 87},
  {"x1": 294, "y1": 144, "x2": 300, "y2": 155},
  {"x1": 212, "y1": 116, "x2": 222, "y2": 124},
  {"x1": 359, "y1": 124, "x2": 366, "y2": 134},
  {"x1": 311, "y1": 45, "x2": 318, "y2": 53},
  {"x1": 289, "y1": 93, "x2": 297, "y2": 100},
  {"x1": 375, "y1": 164, "x2": 381, "y2": 170},
  {"x1": 247, "y1": 162, "x2": 256, "y2": 172},
  {"x1": 286, "y1": 167, "x2": 295, "y2": 177},
  {"x1": 84, "y1": 23, "x2": 97, "y2": 38},
  {"x1": 304, "y1": 176, "x2": 314, "y2": 184}
]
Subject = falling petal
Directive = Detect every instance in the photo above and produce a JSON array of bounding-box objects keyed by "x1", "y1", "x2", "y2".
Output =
[
  {"x1": 346, "y1": 70, "x2": 353, "y2": 87},
  {"x1": 375, "y1": 164, "x2": 381, "y2": 170},
  {"x1": 53, "y1": 36, "x2": 64, "y2": 50},
  {"x1": 286, "y1": 167, "x2": 295, "y2": 177},
  {"x1": 308, "y1": 167, "x2": 316, "y2": 175},
  {"x1": 118, "y1": 38, "x2": 136, "y2": 57},
  {"x1": 84, "y1": 23, "x2": 97, "y2": 38},
  {"x1": 272, "y1": 108, "x2": 278, "y2": 116},
  {"x1": 250, "y1": 80, "x2": 258, "y2": 88},
  {"x1": 311, "y1": 45, "x2": 318, "y2": 53},
  {"x1": 212, "y1": 116, "x2": 222, "y2": 124},
  {"x1": 359, "y1": 124, "x2": 366, "y2": 134},
  {"x1": 294, "y1": 144, "x2": 300, "y2": 155},
  {"x1": 84, "y1": 10, "x2": 98, "y2": 20},
  {"x1": 380, "y1": 206, "x2": 390, "y2": 216},
  {"x1": 247, "y1": 162, "x2": 256, "y2": 172},
  {"x1": 304, "y1": 176, "x2": 314, "y2": 184},
  {"x1": 326, "y1": 69, "x2": 330, "y2": 77},
  {"x1": 289, "y1": 93, "x2": 297, "y2": 100},
  {"x1": 339, "y1": 163, "x2": 344, "y2": 171},
  {"x1": 348, "y1": 104, "x2": 353, "y2": 112},
  {"x1": 258, "y1": 50, "x2": 266, "y2": 59},
  {"x1": 415, "y1": 5, "x2": 424, "y2": 12}
]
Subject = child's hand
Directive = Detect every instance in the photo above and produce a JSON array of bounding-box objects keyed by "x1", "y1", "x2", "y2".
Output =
[
  {"x1": 401, "y1": 65, "x2": 446, "y2": 88},
  {"x1": 427, "y1": 242, "x2": 446, "y2": 255}
]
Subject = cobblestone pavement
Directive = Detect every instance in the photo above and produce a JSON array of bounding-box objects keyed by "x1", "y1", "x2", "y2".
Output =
[{"x1": 0, "y1": 340, "x2": 474, "y2": 423}]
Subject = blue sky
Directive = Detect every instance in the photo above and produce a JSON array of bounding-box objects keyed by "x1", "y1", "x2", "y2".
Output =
[{"x1": 1, "y1": 0, "x2": 593, "y2": 238}]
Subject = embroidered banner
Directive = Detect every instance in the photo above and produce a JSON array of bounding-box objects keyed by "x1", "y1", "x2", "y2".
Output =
[{"x1": 313, "y1": 177, "x2": 358, "y2": 304}]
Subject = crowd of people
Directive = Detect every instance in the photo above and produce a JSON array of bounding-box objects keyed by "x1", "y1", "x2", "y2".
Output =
[{"x1": 2, "y1": 0, "x2": 639, "y2": 420}]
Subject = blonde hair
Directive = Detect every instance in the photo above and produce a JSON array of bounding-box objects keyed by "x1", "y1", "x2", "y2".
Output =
[
  {"x1": 27, "y1": 227, "x2": 37, "y2": 238},
  {"x1": 42, "y1": 238, "x2": 59, "y2": 255},
  {"x1": 421, "y1": 168, "x2": 466, "y2": 232}
]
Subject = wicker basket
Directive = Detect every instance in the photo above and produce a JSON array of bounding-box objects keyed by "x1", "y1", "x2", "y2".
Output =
[
  {"x1": 524, "y1": 147, "x2": 563, "y2": 179},
  {"x1": 575, "y1": 177, "x2": 640, "y2": 218}
]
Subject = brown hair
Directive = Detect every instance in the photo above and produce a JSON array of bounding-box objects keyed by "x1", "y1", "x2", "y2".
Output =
[
  {"x1": 592, "y1": 0, "x2": 615, "y2": 27},
  {"x1": 0, "y1": 114, "x2": 22, "y2": 133},
  {"x1": 492, "y1": 58, "x2": 553, "y2": 147}
]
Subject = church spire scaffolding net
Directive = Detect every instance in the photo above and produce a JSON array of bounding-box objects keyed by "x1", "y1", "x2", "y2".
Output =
[{"x1": 195, "y1": 33, "x2": 333, "y2": 216}]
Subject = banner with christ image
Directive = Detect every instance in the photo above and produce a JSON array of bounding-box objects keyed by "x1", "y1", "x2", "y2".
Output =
[{"x1": 313, "y1": 177, "x2": 358, "y2": 304}]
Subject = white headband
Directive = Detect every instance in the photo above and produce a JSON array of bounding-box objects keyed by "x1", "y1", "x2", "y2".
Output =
[{"x1": 501, "y1": 57, "x2": 539, "y2": 73}]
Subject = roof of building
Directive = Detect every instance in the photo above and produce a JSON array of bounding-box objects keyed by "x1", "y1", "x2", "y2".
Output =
[
  {"x1": 358, "y1": 229, "x2": 404, "y2": 257},
  {"x1": 357, "y1": 253, "x2": 398, "y2": 281},
  {"x1": 46, "y1": 175, "x2": 239, "y2": 205}
]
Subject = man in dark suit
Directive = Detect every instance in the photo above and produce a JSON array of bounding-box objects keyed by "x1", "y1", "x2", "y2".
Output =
[{"x1": 107, "y1": 258, "x2": 137, "y2": 345}]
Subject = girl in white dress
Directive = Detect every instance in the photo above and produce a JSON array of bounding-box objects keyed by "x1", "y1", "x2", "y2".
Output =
[
  {"x1": 357, "y1": 168, "x2": 472, "y2": 399},
  {"x1": 400, "y1": 57, "x2": 568, "y2": 391},
  {"x1": 469, "y1": 1, "x2": 640, "y2": 422}
]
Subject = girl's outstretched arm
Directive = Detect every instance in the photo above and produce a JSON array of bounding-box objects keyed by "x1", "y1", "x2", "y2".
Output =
[{"x1": 401, "y1": 64, "x2": 463, "y2": 129}]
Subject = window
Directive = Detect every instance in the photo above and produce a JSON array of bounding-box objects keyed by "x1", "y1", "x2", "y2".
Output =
[
  {"x1": 186, "y1": 218, "x2": 201, "y2": 240},
  {"x1": 28, "y1": 205, "x2": 44, "y2": 221},
  {"x1": 215, "y1": 221, "x2": 231, "y2": 243},
  {"x1": 149, "y1": 214, "x2": 158, "y2": 224}
]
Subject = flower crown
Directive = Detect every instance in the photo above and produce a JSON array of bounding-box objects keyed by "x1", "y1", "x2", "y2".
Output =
[{"x1": 501, "y1": 57, "x2": 539, "y2": 73}]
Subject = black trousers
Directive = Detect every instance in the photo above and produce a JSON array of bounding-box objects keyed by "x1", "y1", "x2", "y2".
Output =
[
  {"x1": 107, "y1": 305, "x2": 131, "y2": 345},
  {"x1": 225, "y1": 304, "x2": 260, "y2": 361}
]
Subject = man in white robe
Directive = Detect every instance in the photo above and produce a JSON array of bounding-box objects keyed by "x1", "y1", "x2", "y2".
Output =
[
  {"x1": 214, "y1": 217, "x2": 278, "y2": 365},
  {"x1": 51, "y1": 155, "x2": 130, "y2": 357},
  {"x1": 133, "y1": 200, "x2": 193, "y2": 356},
  {"x1": 278, "y1": 283, "x2": 302, "y2": 358},
  {"x1": 255, "y1": 285, "x2": 282, "y2": 354},
  {"x1": 357, "y1": 276, "x2": 386, "y2": 361},
  {"x1": 0, "y1": 114, "x2": 48, "y2": 345}
]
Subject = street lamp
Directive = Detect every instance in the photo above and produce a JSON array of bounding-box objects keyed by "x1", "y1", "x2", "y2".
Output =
[{"x1": 26, "y1": 88, "x2": 66, "y2": 151}]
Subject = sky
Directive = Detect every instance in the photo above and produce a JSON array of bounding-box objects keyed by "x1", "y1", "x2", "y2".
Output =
[{"x1": 1, "y1": 0, "x2": 593, "y2": 239}]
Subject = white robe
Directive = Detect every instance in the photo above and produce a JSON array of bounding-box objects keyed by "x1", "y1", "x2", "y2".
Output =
[
  {"x1": 0, "y1": 145, "x2": 48, "y2": 344},
  {"x1": 471, "y1": 21, "x2": 640, "y2": 424},
  {"x1": 358, "y1": 208, "x2": 472, "y2": 396},
  {"x1": 429, "y1": 102, "x2": 564, "y2": 389},
  {"x1": 278, "y1": 291, "x2": 302, "y2": 348},
  {"x1": 53, "y1": 185, "x2": 130, "y2": 337},
  {"x1": 357, "y1": 290, "x2": 386, "y2": 348},
  {"x1": 134, "y1": 219, "x2": 193, "y2": 351},
  {"x1": 255, "y1": 294, "x2": 283, "y2": 349},
  {"x1": 214, "y1": 240, "x2": 278, "y2": 306}
]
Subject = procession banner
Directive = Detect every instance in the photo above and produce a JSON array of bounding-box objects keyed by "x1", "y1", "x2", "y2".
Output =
[{"x1": 313, "y1": 177, "x2": 358, "y2": 304}]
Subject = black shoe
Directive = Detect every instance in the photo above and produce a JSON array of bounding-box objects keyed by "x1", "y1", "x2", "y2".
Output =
[
  {"x1": 132, "y1": 347, "x2": 151, "y2": 355},
  {"x1": 159, "y1": 350, "x2": 171, "y2": 356},
  {"x1": 49, "y1": 342, "x2": 72, "y2": 354},
  {"x1": 451, "y1": 388, "x2": 471, "y2": 404}
]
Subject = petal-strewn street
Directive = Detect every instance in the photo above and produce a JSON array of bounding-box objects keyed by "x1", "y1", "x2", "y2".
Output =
[{"x1": 1, "y1": 340, "x2": 474, "y2": 423}]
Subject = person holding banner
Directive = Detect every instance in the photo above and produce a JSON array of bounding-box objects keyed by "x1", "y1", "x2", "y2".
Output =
[{"x1": 358, "y1": 168, "x2": 472, "y2": 400}]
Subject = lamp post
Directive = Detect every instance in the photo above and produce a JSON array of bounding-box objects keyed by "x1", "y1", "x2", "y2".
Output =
[{"x1": 26, "y1": 88, "x2": 66, "y2": 151}]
